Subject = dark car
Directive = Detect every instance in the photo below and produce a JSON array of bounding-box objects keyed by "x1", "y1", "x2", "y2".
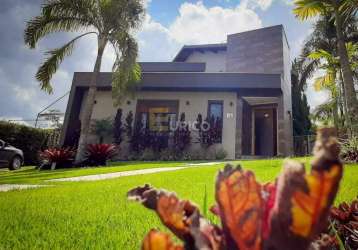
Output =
[{"x1": 0, "y1": 139, "x2": 24, "y2": 170}]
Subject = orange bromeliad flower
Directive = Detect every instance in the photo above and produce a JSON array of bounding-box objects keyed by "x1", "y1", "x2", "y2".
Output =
[{"x1": 128, "y1": 128, "x2": 343, "y2": 250}]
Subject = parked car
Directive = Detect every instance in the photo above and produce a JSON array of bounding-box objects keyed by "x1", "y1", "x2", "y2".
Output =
[{"x1": 0, "y1": 139, "x2": 24, "y2": 170}]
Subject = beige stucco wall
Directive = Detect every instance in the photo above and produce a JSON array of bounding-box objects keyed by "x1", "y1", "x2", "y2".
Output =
[{"x1": 80, "y1": 90, "x2": 237, "y2": 159}]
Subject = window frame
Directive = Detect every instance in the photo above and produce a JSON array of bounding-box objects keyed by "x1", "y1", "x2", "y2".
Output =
[{"x1": 207, "y1": 100, "x2": 224, "y2": 143}]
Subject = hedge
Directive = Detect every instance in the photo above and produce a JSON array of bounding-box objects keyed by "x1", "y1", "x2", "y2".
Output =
[{"x1": 0, "y1": 121, "x2": 52, "y2": 165}]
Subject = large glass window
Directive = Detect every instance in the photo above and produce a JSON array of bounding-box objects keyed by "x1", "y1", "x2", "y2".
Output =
[{"x1": 208, "y1": 101, "x2": 223, "y2": 143}]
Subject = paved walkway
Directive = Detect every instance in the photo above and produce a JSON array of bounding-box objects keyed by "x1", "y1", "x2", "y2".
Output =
[
  {"x1": 0, "y1": 184, "x2": 49, "y2": 192},
  {"x1": 0, "y1": 162, "x2": 225, "y2": 190},
  {"x1": 46, "y1": 166, "x2": 188, "y2": 182}
]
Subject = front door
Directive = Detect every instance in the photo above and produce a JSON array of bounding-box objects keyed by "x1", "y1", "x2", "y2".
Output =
[{"x1": 254, "y1": 108, "x2": 277, "y2": 156}]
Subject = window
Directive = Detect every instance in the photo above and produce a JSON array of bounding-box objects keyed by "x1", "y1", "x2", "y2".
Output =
[{"x1": 208, "y1": 101, "x2": 223, "y2": 142}]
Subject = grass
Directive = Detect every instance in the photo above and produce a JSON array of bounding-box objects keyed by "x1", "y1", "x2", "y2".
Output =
[
  {"x1": 0, "y1": 158, "x2": 356, "y2": 249},
  {"x1": 0, "y1": 161, "x2": 189, "y2": 184}
]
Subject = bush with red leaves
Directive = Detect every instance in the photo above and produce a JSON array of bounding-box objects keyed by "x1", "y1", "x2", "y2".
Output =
[
  {"x1": 85, "y1": 144, "x2": 118, "y2": 166},
  {"x1": 330, "y1": 198, "x2": 358, "y2": 250},
  {"x1": 38, "y1": 148, "x2": 76, "y2": 169}
]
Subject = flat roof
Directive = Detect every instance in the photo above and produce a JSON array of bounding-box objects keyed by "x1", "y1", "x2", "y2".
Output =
[{"x1": 173, "y1": 43, "x2": 227, "y2": 62}]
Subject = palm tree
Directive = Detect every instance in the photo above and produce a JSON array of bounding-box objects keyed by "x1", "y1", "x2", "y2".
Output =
[
  {"x1": 24, "y1": 0, "x2": 144, "y2": 161},
  {"x1": 293, "y1": 0, "x2": 358, "y2": 135}
]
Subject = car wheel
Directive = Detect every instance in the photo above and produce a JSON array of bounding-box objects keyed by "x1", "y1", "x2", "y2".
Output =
[{"x1": 9, "y1": 156, "x2": 22, "y2": 170}]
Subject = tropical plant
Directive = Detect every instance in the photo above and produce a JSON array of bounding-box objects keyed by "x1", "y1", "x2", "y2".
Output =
[
  {"x1": 113, "y1": 109, "x2": 124, "y2": 145},
  {"x1": 24, "y1": 0, "x2": 145, "y2": 161},
  {"x1": 291, "y1": 60, "x2": 312, "y2": 156},
  {"x1": 38, "y1": 147, "x2": 76, "y2": 170},
  {"x1": 340, "y1": 136, "x2": 358, "y2": 163},
  {"x1": 92, "y1": 118, "x2": 113, "y2": 143},
  {"x1": 293, "y1": 0, "x2": 358, "y2": 135},
  {"x1": 128, "y1": 128, "x2": 343, "y2": 250},
  {"x1": 330, "y1": 197, "x2": 358, "y2": 249},
  {"x1": 85, "y1": 144, "x2": 117, "y2": 166}
]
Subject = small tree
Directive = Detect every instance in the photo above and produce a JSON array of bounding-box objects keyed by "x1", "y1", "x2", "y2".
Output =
[
  {"x1": 125, "y1": 111, "x2": 134, "y2": 141},
  {"x1": 131, "y1": 117, "x2": 144, "y2": 153},
  {"x1": 92, "y1": 118, "x2": 113, "y2": 144},
  {"x1": 173, "y1": 113, "x2": 191, "y2": 152},
  {"x1": 113, "y1": 109, "x2": 124, "y2": 145}
]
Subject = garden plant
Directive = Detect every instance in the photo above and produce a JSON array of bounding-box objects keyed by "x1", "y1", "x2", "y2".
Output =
[{"x1": 128, "y1": 128, "x2": 345, "y2": 250}]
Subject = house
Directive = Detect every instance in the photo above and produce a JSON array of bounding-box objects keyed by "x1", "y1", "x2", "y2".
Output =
[{"x1": 60, "y1": 25, "x2": 294, "y2": 159}]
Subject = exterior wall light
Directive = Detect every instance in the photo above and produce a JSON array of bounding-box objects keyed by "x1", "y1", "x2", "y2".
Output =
[
  {"x1": 230, "y1": 101, "x2": 234, "y2": 107},
  {"x1": 186, "y1": 101, "x2": 190, "y2": 106},
  {"x1": 127, "y1": 100, "x2": 131, "y2": 105}
]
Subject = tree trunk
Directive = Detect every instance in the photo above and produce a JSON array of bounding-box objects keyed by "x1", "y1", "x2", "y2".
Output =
[
  {"x1": 340, "y1": 69, "x2": 352, "y2": 136},
  {"x1": 333, "y1": 2, "x2": 358, "y2": 136},
  {"x1": 75, "y1": 36, "x2": 107, "y2": 162}
]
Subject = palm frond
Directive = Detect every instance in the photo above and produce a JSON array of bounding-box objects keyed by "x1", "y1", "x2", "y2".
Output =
[
  {"x1": 25, "y1": 15, "x2": 91, "y2": 48},
  {"x1": 41, "y1": 0, "x2": 102, "y2": 31},
  {"x1": 111, "y1": 33, "x2": 141, "y2": 105},
  {"x1": 293, "y1": 0, "x2": 328, "y2": 20},
  {"x1": 36, "y1": 32, "x2": 96, "y2": 93}
]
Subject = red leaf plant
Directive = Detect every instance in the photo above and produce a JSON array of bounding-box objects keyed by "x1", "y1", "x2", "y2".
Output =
[
  {"x1": 85, "y1": 143, "x2": 118, "y2": 166},
  {"x1": 128, "y1": 128, "x2": 344, "y2": 250},
  {"x1": 330, "y1": 197, "x2": 358, "y2": 249},
  {"x1": 39, "y1": 147, "x2": 76, "y2": 169}
]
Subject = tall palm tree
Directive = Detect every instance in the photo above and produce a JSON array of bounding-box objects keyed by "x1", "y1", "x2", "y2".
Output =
[
  {"x1": 293, "y1": 0, "x2": 358, "y2": 135},
  {"x1": 24, "y1": 0, "x2": 144, "y2": 161}
]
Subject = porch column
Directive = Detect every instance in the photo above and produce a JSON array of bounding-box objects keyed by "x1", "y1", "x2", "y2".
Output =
[{"x1": 235, "y1": 96, "x2": 243, "y2": 158}]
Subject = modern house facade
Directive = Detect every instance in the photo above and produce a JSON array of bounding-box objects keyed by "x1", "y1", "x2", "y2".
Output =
[{"x1": 60, "y1": 25, "x2": 294, "y2": 159}]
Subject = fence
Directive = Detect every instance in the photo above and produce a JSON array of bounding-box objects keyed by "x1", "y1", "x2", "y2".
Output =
[{"x1": 293, "y1": 135, "x2": 317, "y2": 156}]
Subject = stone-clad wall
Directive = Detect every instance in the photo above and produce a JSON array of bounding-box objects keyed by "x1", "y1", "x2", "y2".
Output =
[
  {"x1": 226, "y1": 25, "x2": 284, "y2": 74},
  {"x1": 226, "y1": 25, "x2": 293, "y2": 156}
]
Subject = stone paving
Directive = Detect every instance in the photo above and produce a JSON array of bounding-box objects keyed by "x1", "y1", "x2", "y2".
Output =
[
  {"x1": 46, "y1": 166, "x2": 188, "y2": 182},
  {"x1": 0, "y1": 184, "x2": 49, "y2": 192}
]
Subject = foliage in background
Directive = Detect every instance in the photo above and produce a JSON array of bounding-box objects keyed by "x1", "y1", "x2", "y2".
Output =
[
  {"x1": 91, "y1": 118, "x2": 113, "y2": 144},
  {"x1": 340, "y1": 137, "x2": 358, "y2": 163},
  {"x1": 113, "y1": 109, "x2": 124, "y2": 145},
  {"x1": 0, "y1": 121, "x2": 51, "y2": 165},
  {"x1": 291, "y1": 60, "x2": 312, "y2": 155},
  {"x1": 293, "y1": 0, "x2": 358, "y2": 137},
  {"x1": 38, "y1": 148, "x2": 76, "y2": 170},
  {"x1": 293, "y1": 4, "x2": 358, "y2": 136},
  {"x1": 85, "y1": 144, "x2": 117, "y2": 166}
]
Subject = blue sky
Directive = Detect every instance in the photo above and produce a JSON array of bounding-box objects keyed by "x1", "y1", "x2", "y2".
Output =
[{"x1": 0, "y1": 0, "x2": 328, "y2": 125}]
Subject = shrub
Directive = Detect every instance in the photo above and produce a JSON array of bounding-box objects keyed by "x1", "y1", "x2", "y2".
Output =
[
  {"x1": 159, "y1": 148, "x2": 181, "y2": 161},
  {"x1": 85, "y1": 144, "x2": 117, "y2": 166},
  {"x1": 140, "y1": 148, "x2": 157, "y2": 161},
  {"x1": 113, "y1": 109, "x2": 124, "y2": 145},
  {"x1": 173, "y1": 113, "x2": 191, "y2": 151},
  {"x1": 0, "y1": 121, "x2": 50, "y2": 165},
  {"x1": 215, "y1": 147, "x2": 228, "y2": 160},
  {"x1": 38, "y1": 148, "x2": 76, "y2": 170},
  {"x1": 329, "y1": 197, "x2": 358, "y2": 250},
  {"x1": 340, "y1": 137, "x2": 358, "y2": 163}
]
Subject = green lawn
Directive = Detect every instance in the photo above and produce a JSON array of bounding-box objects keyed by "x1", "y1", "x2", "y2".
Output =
[{"x1": 0, "y1": 158, "x2": 356, "y2": 249}]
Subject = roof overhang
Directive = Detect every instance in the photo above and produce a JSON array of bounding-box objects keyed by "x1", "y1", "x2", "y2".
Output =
[{"x1": 73, "y1": 72, "x2": 282, "y2": 91}]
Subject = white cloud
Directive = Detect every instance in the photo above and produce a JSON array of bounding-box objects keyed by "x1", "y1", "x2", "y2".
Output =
[
  {"x1": 168, "y1": 1, "x2": 262, "y2": 44},
  {"x1": 245, "y1": 0, "x2": 273, "y2": 10},
  {"x1": 305, "y1": 70, "x2": 330, "y2": 109}
]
